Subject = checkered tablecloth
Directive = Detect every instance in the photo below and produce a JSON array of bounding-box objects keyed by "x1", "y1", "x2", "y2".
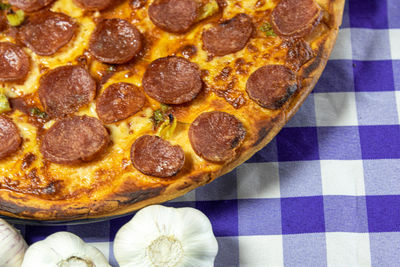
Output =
[{"x1": 11, "y1": 0, "x2": 400, "y2": 266}]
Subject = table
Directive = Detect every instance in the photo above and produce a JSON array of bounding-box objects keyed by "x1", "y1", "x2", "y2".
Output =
[{"x1": 14, "y1": 0, "x2": 400, "y2": 266}]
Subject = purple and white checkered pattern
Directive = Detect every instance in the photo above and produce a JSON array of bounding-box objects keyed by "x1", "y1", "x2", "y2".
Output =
[{"x1": 12, "y1": 0, "x2": 400, "y2": 266}]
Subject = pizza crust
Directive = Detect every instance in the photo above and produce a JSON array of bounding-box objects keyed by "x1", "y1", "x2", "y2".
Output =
[{"x1": 0, "y1": 0, "x2": 345, "y2": 221}]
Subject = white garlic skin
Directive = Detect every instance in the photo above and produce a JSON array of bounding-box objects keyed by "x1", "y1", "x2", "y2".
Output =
[
  {"x1": 0, "y1": 219, "x2": 28, "y2": 267},
  {"x1": 21, "y1": 231, "x2": 110, "y2": 267},
  {"x1": 114, "y1": 205, "x2": 218, "y2": 267}
]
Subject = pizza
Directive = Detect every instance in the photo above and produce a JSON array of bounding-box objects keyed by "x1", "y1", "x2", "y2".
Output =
[{"x1": 0, "y1": 0, "x2": 345, "y2": 220}]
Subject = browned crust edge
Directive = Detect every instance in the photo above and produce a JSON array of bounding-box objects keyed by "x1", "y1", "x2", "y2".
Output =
[{"x1": 0, "y1": 0, "x2": 345, "y2": 221}]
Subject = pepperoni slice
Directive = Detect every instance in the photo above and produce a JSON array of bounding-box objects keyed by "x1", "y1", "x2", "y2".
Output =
[
  {"x1": 89, "y1": 19, "x2": 143, "y2": 64},
  {"x1": 148, "y1": 0, "x2": 200, "y2": 34},
  {"x1": 0, "y1": 42, "x2": 30, "y2": 83},
  {"x1": 73, "y1": 0, "x2": 113, "y2": 10},
  {"x1": 96, "y1": 82, "x2": 146, "y2": 124},
  {"x1": 246, "y1": 65, "x2": 298, "y2": 110},
  {"x1": 40, "y1": 116, "x2": 110, "y2": 164},
  {"x1": 271, "y1": 0, "x2": 322, "y2": 38},
  {"x1": 38, "y1": 65, "x2": 96, "y2": 118},
  {"x1": 18, "y1": 11, "x2": 76, "y2": 56},
  {"x1": 0, "y1": 116, "x2": 22, "y2": 160},
  {"x1": 202, "y1": 13, "x2": 253, "y2": 56},
  {"x1": 8, "y1": 0, "x2": 55, "y2": 12},
  {"x1": 142, "y1": 56, "x2": 202, "y2": 104},
  {"x1": 189, "y1": 111, "x2": 246, "y2": 163},
  {"x1": 131, "y1": 135, "x2": 185, "y2": 178}
]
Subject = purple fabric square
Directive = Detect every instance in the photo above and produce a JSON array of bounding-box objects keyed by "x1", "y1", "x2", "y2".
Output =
[
  {"x1": 353, "y1": 60, "x2": 395, "y2": 92},
  {"x1": 349, "y1": 0, "x2": 388, "y2": 29},
  {"x1": 277, "y1": 127, "x2": 320, "y2": 161},
  {"x1": 324, "y1": 196, "x2": 369, "y2": 233},
  {"x1": 238, "y1": 199, "x2": 282, "y2": 235},
  {"x1": 196, "y1": 200, "x2": 238, "y2": 237},
  {"x1": 364, "y1": 159, "x2": 400, "y2": 195},
  {"x1": 283, "y1": 233, "x2": 327, "y2": 267},
  {"x1": 388, "y1": 0, "x2": 400, "y2": 28},
  {"x1": 24, "y1": 225, "x2": 67, "y2": 244},
  {"x1": 67, "y1": 221, "x2": 110, "y2": 242},
  {"x1": 246, "y1": 139, "x2": 278, "y2": 163},
  {"x1": 196, "y1": 170, "x2": 237, "y2": 201},
  {"x1": 214, "y1": 237, "x2": 239, "y2": 267},
  {"x1": 314, "y1": 60, "x2": 355, "y2": 93},
  {"x1": 393, "y1": 60, "x2": 400, "y2": 91},
  {"x1": 359, "y1": 125, "x2": 400, "y2": 159},
  {"x1": 367, "y1": 195, "x2": 400, "y2": 232},
  {"x1": 370, "y1": 233, "x2": 400, "y2": 266},
  {"x1": 318, "y1": 126, "x2": 362, "y2": 160},
  {"x1": 279, "y1": 161, "x2": 322, "y2": 198},
  {"x1": 341, "y1": 1, "x2": 351, "y2": 28},
  {"x1": 281, "y1": 196, "x2": 325, "y2": 234}
]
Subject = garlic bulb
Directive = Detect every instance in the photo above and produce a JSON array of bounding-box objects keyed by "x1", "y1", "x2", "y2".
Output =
[
  {"x1": 21, "y1": 231, "x2": 110, "y2": 267},
  {"x1": 0, "y1": 218, "x2": 28, "y2": 267},
  {"x1": 114, "y1": 205, "x2": 218, "y2": 267}
]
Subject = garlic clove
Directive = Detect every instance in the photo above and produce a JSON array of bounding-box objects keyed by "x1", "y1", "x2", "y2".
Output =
[
  {"x1": 178, "y1": 208, "x2": 219, "y2": 260},
  {"x1": 177, "y1": 208, "x2": 219, "y2": 267},
  {"x1": 21, "y1": 232, "x2": 110, "y2": 267},
  {"x1": 41, "y1": 232, "x2": 106, "y2": 262},
  {"x1": 21, "y1": 241, "x2": 64, "y2": 267},
  {"x1": 114, "y1": 205, "x2": 182, "y2": 266},
  {"x1": 0, "y1": 219, "x2": 28, "y2": 267},
  {"x1": 114, "y1": 205, "x2": 218, "y2": 267}
]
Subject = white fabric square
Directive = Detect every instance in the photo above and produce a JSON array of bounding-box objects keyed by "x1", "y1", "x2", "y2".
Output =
[
  {"x1": 330, "y1": 29, "x2": 353, "y2": 60},
  {"x1": 326, "y1": 233, "x2": 371, "y2": 267},
  {"x1": 321, "y1": 160, "x2": 365, "y2": 196},
  {"x1": 237, "y1": 162, "x2": 280, "y2": 199},
  {"x1": 351, "y1": 29, "x2": 392, "y2": 61},
  {"x1": 90, "y1": 242, "x2": 110, "y2": 261},
  {"x1": 355, "y1": 91, "x2": 399, "y2": 125},
  {"x1": 396, "y1": 91, "x2": 400, "y2": 124},
  {"x1": 239, "y1": 235, "x2": 283, "y2": 267},
  {"x1": 314, "y1": 92, "x2": 358, "y2": 126},
  {"x1": 390, "y1": 29, "x2": 400, "y2": 60}
]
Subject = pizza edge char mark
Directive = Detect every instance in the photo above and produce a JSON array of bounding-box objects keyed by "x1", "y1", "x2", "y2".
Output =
[{"x1": 0, "y1": 0, "x2": 345, "y2": 220}]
